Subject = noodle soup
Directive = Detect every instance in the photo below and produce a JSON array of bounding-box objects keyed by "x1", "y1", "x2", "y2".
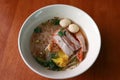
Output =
[{"x1": 30, "y1": 17, "x2": 88, "y2": 71}]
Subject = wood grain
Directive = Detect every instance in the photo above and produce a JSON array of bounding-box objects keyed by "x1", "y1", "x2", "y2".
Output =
[{"x1": 0, "y1": 0, "x2": 120, "y2": 80}]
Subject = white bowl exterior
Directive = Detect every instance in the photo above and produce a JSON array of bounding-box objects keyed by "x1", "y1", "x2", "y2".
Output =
[{"x1": 18, "y1": 4, "x2": 101, "y2": 79}]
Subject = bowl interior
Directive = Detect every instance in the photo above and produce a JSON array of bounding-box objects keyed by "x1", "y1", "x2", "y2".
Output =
[{"x1": 18, "y1": 4, "x2": 101, "y2": 79}]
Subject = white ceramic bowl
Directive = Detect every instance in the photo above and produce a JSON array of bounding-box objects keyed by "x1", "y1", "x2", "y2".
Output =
[{"x1": 18, "y1": 4, "x2": 101, "y2": 79}]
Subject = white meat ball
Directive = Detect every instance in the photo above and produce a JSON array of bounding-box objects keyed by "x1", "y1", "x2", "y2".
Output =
[
  {"x1": 60, "y1": 18, "x2": 71, "y2": 28},
  {"x1": 68, "y1": 24, "x2": 80, "y2": 33}
]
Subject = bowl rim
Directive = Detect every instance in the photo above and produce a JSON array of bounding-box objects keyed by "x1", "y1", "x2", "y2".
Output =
[{"x1": 18, "y1": 4, "x2": 101, "y2": 79}]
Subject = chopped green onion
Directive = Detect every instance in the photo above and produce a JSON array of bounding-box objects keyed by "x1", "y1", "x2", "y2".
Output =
[
  {"x1": 51, "y1": 53, "x2": 58, "y2": 59},
  {"x1": 58, "y1": 29, "x2": 66, "y2": 37},
  {"x1": 35, "y1": 57, "x2": 62, "y2": 71},
  {"x1": 54, "y1": 19, "x2": 60, "y2": 25},
  {"x1": 34, "y1": 27, "x2": 42, "y2": 33},
  {"x1": 50, "y1": 17, "x2": 60, "y2": 25}
]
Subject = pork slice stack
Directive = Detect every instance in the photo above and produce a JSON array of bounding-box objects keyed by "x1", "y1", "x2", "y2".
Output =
[{"x1": 53, "y1": 29, "x2": 81, "y2": 56}]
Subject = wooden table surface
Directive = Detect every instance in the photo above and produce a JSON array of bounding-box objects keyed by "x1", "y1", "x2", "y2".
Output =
[{"x1": 0, "y1": 0, "x2": 120, "y2": 80}]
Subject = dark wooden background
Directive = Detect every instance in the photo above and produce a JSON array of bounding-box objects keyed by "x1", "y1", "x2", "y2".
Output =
[{"x1": 0, "y1": 0, "x2": 120, "y2": 80}]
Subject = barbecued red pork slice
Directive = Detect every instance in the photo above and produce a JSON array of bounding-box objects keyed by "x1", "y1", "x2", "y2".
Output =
[
  {"x1": 53, "y1": 35, "x2": 74, "y2": 56},
  {"x1": 75, "y1": 31, "x2": 87, "y2": 52},
  {"x1": 65, "y1": 30, "x2": 81, "y2": 50}
]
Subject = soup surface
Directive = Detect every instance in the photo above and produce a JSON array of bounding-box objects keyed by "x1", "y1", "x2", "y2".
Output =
[{"x1": 30, "y1": 17, "x2": 88, "y2": 71}]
